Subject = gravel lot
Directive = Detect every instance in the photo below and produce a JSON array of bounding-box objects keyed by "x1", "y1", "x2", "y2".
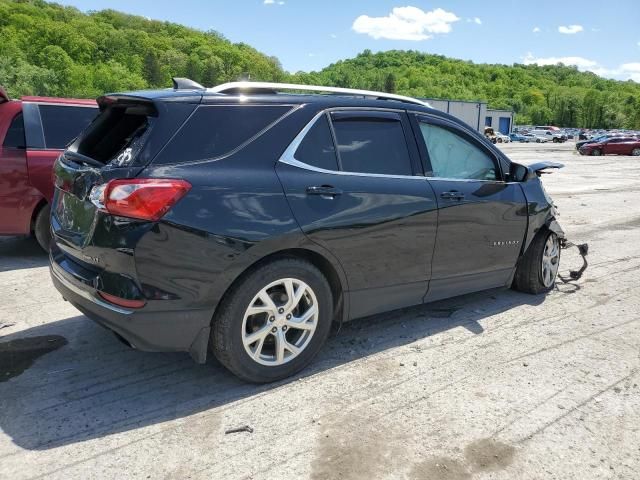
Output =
[{"x1": 1, "y1": 142, "x2": 639, "y2": 480}]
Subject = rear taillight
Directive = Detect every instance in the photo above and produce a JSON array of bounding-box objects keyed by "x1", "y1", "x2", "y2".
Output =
[
  {"x1": 91, "y1": 179, "x2": 191, "y2": 221},
  {"x1": 98, "y1": 291, "x2": 146, "y2": 309}
]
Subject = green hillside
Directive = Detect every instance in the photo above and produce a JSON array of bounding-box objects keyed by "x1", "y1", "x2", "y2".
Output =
[
  {"x1": 0, "y1": 0, "x2": 284, "y2": 98},
  {"x1": 291, "y1": 50, "x2": 640, "y2": 129},
  {"x1": 1, "y1": 1, "x2": 638, "y2": 129}
]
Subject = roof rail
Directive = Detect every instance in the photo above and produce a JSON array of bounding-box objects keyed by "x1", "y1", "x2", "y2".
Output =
[{"x1": 208, "y1": 81, "x2": 432, "y2": 108}]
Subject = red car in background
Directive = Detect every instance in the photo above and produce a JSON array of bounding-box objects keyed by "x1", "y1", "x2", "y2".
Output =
[
  {"x1": 0, "y1": 87, "x2": 97, "y2": 249},
  {"x1": 578, "y1": 137, "x2": 640, "y2": 157}
]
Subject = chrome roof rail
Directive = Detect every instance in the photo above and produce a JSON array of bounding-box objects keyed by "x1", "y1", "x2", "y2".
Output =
[{"x1": 208, "y1": 81, "x2": 432, "y2": 108}]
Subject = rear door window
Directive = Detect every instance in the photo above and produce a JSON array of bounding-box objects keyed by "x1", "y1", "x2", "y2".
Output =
[
  {"x1": 39, "y1": 105, "x2": 97, "y2": 149},
  {"x1": 3, "y1": 112, "x2": 26, "y2": 149},
  {"x1": 330, "y1": 112, "x2": 413, "y2": 176},
  {"x1": 294, "y1": 115, "x2": 339, "y2": 171},
  {"x1": 154, "y1": 105, "x2": 292, "y2": 164}
]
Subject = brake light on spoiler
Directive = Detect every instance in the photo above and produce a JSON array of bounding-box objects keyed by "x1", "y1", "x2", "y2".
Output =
[{"x1": 91, "y1": 179, "x2": 191, "y2": 221}]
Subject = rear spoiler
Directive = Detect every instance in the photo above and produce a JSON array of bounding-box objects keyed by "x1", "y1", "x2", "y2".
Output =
[{"x1": 0, "y1": 86, "x2": 9, "y2": 104}]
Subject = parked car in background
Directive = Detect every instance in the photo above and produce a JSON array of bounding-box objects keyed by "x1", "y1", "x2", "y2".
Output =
[
  {"x1": 578, "y1": 137, "x2": 640, "y2": 156},
  {"x1": 0, "y1": 87, "x2": 97, "y2": 249},
  {"x1": 524, "y1": 134, "x2": 549, "y2": 143},
  {"x1": 494, "y1": 131, "x2": 511, "y2": 143},
  {"x1": 575, "y1": 133, "x2": 628, "y2": 151},
  {"x1": 50, "y1": 80, "x2": 568, "y2": 383},
  {"x1": 530, "y1": 129, "x2": 566, "y2": 143},
  {"x1": 509, "y1": 133, "x2": 529, "y2": 142}
]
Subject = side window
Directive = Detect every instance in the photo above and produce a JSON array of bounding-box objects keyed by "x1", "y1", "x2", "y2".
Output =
[
  {"x1": 154, "y1": 105, "x2": 292, "y2": 164},
  {"x1": 294, "y1": 115, "x2": 338, "y2": 171},
  {"x1": 331, "y1": 115, "x2": 412, "y2": 176},
  {"x1": 39, "y1": 105, "x2": 97, "y2": 149},
  {"x1": 3, "y1": 113, "x2": 26, "y2": 148},
  {"x1": 419, "y1": 122, "x2": 498, "y2": 181}
]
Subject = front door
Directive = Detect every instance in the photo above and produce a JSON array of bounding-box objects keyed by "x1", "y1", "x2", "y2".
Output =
[
  {"x1": 412, "y1": 114, "x2": 528, "y2": 301},
  {"x1": 277, "y1": 110, "x2": 438, "y2": 319}
]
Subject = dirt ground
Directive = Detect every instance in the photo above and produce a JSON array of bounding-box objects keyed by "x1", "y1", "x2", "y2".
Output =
[{"x1": 1, "y1": 142, "x2": 639, "y2": 480}]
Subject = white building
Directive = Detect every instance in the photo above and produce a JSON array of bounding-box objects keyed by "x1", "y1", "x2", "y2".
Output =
[{"x1": 421, "y1": 98, "x2": 514, "y2": 134}]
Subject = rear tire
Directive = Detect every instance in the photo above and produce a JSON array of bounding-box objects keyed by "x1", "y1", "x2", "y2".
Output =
[
  {"x1": 512, "y1": 230, "x2": 560, "y2": 294},
  {"x1": 211, "y1": 258, "x2": 333, "y2": 383},
  {"x1": 34, "y1": 204, "x2": 51, "y2": 251}
]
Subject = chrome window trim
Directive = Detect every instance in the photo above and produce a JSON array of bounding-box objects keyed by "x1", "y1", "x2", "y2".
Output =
[{"x1": 278, "y1": 108, "x2": 425, "y2": 180}]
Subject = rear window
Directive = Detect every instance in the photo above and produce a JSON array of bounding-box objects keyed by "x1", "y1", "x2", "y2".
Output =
[
  {"x1": 75, "y1": 104, "x2": 153, "y2": 165},
  {"x1": 154, "y1": 105, "x2": 292, "y2": 165},
  {"x1": 39, "y1": 105, "x2": 97, "y2": 149},
  {"x1": 3, "y1": 112, "x2": 25, "y2": 149}
]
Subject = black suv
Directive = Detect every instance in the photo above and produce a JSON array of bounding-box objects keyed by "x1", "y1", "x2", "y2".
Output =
[{"x1": 50, "y1": 81, "x2": 565, "y2": 382}]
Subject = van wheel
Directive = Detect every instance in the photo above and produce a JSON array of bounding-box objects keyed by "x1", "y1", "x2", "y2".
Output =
[
  {"x1": 34, "y1": 204, "x2": 51, "y2": 251},
  {"x1": 631, "y1": 148, "x2": 640, "y2": 156},
  {"x1": 591, "y1": 149, "x2": 602, "y2": 156},
  {"x1": 512, "y1": 230, "x2": 561, "y2": 294},
  {"x1": 211, "y1": 258, "x2": 333, "y2": 383}
]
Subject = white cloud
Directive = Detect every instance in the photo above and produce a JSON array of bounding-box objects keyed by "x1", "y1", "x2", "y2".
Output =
[
  {"x1": 330, "y1": 33, "x2": 338, "y2": 39},
  {"x1": 532, "y1": 26, "x2": 541, "y2": 33},
  {"x1": 264, "y1": 0, "x2": 284, "y2": 4},
  {"x1": 523, "y1": 53, "x2": 640, "y2": 82},
  {"x1": 523, "y1": 53, "x2": 597, "y2": 69},
  {"x1": 637, "y1": 41, "x2": 640, "y2": 47},
  {"x1": 473, "y1": 17, "x2": 482, "y2": 25},
  {"x1": 558, "y1": 24, "x2": 583, "y2": 34},
  {"x1": 352, "y1": 6, "x2": 460, "y2": 41}
]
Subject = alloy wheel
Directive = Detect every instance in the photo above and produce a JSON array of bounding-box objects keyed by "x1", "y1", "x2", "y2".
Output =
[
  {"x1": 241, "y1": 278, "x2": 318, "y2": 366},
  {"x1": 541, "y1": 234, "x2": 560, "y2": 288},
  {"x1": 631, "y1": 148, "x2": 640, "y2": 156}
]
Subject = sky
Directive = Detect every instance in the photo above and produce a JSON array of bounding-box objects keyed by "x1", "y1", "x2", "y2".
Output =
[{"x1": 56, "y1": 0, "x2": 640, "y2": 82}]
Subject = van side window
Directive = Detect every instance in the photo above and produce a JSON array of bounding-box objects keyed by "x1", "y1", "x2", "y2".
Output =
[
  {"x1": 39, "y1": 105, "x2": 97, "y2": 149},
  {"x1": 3, "y1": 113, "x2": 26, "y2": 149}
]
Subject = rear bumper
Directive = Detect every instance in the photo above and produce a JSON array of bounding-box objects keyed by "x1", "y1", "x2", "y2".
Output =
[{"x1": 50, "y1": 254, "x2": 213, "y2": 363}]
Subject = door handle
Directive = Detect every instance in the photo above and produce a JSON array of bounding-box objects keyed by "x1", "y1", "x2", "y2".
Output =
[
  {"x1": 306, "y1": 185, "x2": 343, "y2": 198},
  {"x1": 440, "y1": 190, "x2": 465, "y2": 200}
]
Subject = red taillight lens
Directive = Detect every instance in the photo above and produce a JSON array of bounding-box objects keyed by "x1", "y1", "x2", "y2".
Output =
[
  {"x1": 102, "y1": 179, "x2": 191, "y2": 221},
  {"x1": 98, "y1": 291, "x2": 146, "y2": 309}
]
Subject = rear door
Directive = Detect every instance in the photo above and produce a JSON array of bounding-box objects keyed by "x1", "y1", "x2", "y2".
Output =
[
  {"x1": 411, "y1": 114, "x2": 528, "y2": 301},
  {"x1": 0, "y1": 106, "x2": 31, "y2": 234},
  {"x1": 277, "y1": 109, "x2": 438, "y2": 318}
]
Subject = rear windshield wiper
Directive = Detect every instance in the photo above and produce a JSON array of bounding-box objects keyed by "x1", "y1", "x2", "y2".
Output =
[{"x1": 63, "y1": 151, "x2": 104, "y2": 168}]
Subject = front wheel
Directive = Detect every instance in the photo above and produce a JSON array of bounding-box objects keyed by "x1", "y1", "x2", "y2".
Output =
[
  {"x1": 512, "y1": 230, "x2": 561, "y2": 294},
  {"x1": 631, "y1": 148, "x2": 640, "y2": 156},
  {"x1": 211, "y1": 258, "x2": 333, "y2": 383},
  {"x1": 591, "y1": 149, "x2": 602, "y2": 156}
]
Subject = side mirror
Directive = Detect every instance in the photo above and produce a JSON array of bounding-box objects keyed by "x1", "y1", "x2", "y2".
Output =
[{"x1": 509, "y1": 163, "x2": 529, "y2": 182}]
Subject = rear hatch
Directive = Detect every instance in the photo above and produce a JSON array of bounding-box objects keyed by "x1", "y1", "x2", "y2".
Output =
[{"x1": 51, "y1": 95, "x2": 196, "y2": 266}]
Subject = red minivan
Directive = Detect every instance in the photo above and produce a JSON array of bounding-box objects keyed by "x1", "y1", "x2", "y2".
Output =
[{"x1": 0, "y1": 87, "x2": 97, "y2": 249}]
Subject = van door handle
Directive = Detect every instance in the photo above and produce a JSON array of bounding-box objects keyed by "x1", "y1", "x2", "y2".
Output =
[
  {"x1": 306, "y1": 185, "x2": 343, "y2": 198},
  {"x1": 440, "y1": 190, "x2": 465, "y2": 200}
]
